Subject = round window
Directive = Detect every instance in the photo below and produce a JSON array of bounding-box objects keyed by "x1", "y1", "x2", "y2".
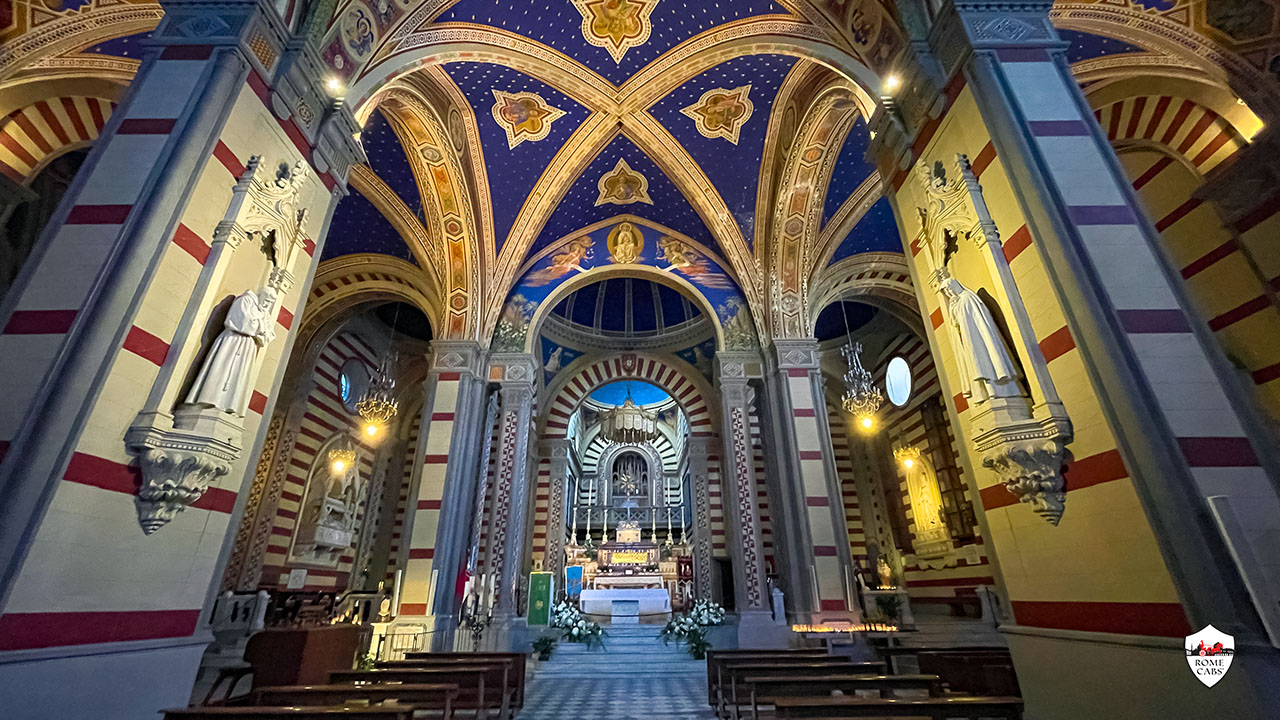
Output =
[
  {"x1": 337, "y1": 358, "x2": 367, "y2": 413},
  {"x1": 885, "y1": 356, "x2": 911, "y2": 407}
]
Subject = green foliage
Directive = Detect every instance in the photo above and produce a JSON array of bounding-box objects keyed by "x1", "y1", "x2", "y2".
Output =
[
  {"x1": 875, "y1": 594, "x2": 902, "y2": 621},
  {"x1": 684, "y1": 627, "x2": 712, "y2": 660},
  {"x1": 532, "y1": 635, "x2": 557, "y2": 660},
  {"x1": 356, "y1": 653, "x2": 376, "y2": 671}
]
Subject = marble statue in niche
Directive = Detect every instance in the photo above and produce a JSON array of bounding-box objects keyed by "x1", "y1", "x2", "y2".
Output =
[
  {"x1": 941, "y1": 276, "x2": 1020, "y2": 405},
  {"x1": 186, "y1": 286, "x2": 278, "y2": 416}
]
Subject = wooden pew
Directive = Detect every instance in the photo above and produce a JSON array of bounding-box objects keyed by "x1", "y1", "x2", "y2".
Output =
[
  {"x1": 877, "y1": 646, "x2": 1008, "y2": 675},
  {"x1": 716, "y1": 660, "x2": 887, "y2": 720},
  {"x1": 400, "y1": 652, "x2": 527, "y2": 709},
  {"x1": 248, "y1": 683, "x2": 459, "y2": 719},
  {"x1": 705, "y1": 650, "x2": 831, "y2": 707},
  {"x1": 771, "y1": 695, "x2": 1024, "y2": 719},
  {"x1": 376, "y1": 658, "x2": 517, "y2": 718},
  {"x1": 163, "y1": 706, "x2": 416, "y2": 720},
  {"x1": 746, "y1": 674, "x2": 942, "y2": 720},
  {"x1": 329, "y1": 665, "x2": 501, "y2": 720},
  {"x1": 916, "y1": 651, "x2": 1019, "y2": 697}
]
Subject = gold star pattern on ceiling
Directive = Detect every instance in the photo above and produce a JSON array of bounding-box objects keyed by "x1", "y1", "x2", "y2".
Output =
[
  {"x1": 596, "y1": 158, "x2": 653, "y2": 206},
  {"x1": 681, "y1": 84, "x2": 754, "y2": 145},
  {"x1": 571, "y1": 0, "x2": 658, "y2": 64},
  {"x1": 490, "y1": 89, "x2": 567, "y2": 149}
]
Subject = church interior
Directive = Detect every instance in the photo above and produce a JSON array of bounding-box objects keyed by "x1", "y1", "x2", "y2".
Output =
[{"x1": 2, "y1": 0, "x2": 1280, "y2": 718}]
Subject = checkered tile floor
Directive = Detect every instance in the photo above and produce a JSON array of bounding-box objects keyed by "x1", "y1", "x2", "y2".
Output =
[{"x1": 518, "y1": 675, "x2": 716, "y2": 719}]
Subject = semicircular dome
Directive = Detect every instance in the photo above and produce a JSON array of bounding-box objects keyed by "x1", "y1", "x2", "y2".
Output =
[{"x1": 548, "y1": 277, "x2": 705, "y2": 338}]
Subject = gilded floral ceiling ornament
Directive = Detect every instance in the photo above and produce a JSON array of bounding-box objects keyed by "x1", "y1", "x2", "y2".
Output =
[
  {"x1": 490, "y1": 89, "x2": 566, "y2": 149},
  {"x1": 571, "y1": 0, "x2": 658, "y2": 64},
  {"x1": 681, "y1": 85, "x2": 754, "y2": 144},
  {"x1": 596, "y1": 158, "x2": 653, "y2": 206}
]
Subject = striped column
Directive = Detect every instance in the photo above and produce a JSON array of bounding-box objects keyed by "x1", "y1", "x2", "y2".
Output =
[
  {"x1": 485, "y1": 354, "x2": 537, "y2": 622},
  {"x1": 399, "y1": 341, "x2": 487, "y2": 645},
  {"x1": 715, "y1": 354, "x2": 769, "y2": 614},
  {"x1": 540, "y1": 438, "x2": 574, "y2": 582},
  {"x1": 767, "y1": 339, "x2": 855, "y2": 618},
  {"x1": 946, "y1": 0, "x2": 1280, "y2": 650}
]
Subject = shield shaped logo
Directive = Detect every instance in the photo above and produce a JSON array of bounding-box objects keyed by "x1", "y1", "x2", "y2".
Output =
[{"x1": 1185, "y1": 625, "x2": 1235, "y2": 687}]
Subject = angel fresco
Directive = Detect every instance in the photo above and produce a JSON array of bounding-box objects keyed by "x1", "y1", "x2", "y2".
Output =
[
  {"x1": 657, "y1": 235, "x2": 733, "y2": 289},
  {"x1": 525, "y1": 235, "x2": 594, "y2": 286}
]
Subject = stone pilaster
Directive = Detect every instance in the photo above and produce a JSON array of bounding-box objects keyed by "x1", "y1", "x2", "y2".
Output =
[
  {"x1": 684, "y1": 436, "x2": 716, "y2": 600},
  {"x1": 485, "y1": 353, "x2": 538, "y2": 621},
  {"x1": 715, "y1": 352, "x2": 770, "y2": 619},
  {"x1": 541, "y1": 438, "x2": 574, "y2": 583}
]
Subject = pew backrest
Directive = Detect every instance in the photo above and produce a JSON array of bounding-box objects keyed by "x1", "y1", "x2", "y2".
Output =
[{"x1": 163, "y1": 706, "x2": 416, "y2": 720}]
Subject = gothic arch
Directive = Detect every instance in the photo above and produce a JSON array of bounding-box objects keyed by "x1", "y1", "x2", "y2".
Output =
[
  {"x1": 810, "y1": 251, "x2": 924, "y2": 336},
  {"x1": 0, "y1": 94, "x2": 117, "y2": 183},
  {"x1": 540, "y1": 352, "x2": 717, "y2": 439}
]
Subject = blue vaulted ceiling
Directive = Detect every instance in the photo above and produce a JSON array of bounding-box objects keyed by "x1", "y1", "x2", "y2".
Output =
[
  {"x1": 362, "y1": 109, "x2": 424, "y2": 219},
  {"x1": 1057, "y1": 28, "x2": 1146, "y2": 64},
  {"x1": 444, "y1": 62, "x2": 590, "y2": 252},
  {"x1": 551, "y1": 276, "x2": 700, "y2": 335},
  {"x1": 649, "y1": 53, "x2": 796, "y2": 249},
  {"x1": 80, "y1": 30, "x2": 152, "y2": 58},
  {"x1": 532, "y1": 134, "x2": 714, "y2": 255},
  {"x1": 822, "y1": 115, "x2": 876, "y2": 228},
  {"x1": 433, "y1": 0, "x2": 790, "y2": 86},
  {"x1": 827, "y1": 197, "x2": 900, "y2": 265},
  {"x1": 323, "y1": 187, "x2": 415, "y2": 263}
]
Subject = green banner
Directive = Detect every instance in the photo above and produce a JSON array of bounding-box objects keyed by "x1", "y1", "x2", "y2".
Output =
[{"x1": 527, "y1": 571, "x2": 554, "y2": 625}]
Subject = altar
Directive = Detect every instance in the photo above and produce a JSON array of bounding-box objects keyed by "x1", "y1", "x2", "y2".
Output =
[{"x1": 580, "y1": 588, "x2": 671, "y2": 620}]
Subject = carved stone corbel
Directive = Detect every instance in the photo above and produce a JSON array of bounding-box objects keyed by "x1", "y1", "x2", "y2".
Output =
[
  {"x1": 978, "y1": 431, "x2": 1069, "y2": 526},
  {"x1": 125, "y1": 410, "x2": 241, "y2": 534}
]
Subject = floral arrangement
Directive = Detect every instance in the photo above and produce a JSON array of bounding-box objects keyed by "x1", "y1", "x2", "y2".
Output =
[
  {"x1": 659, "y1": 599, "x2": 725, "y2": 659},
  {"x1": 532, "y1": 635, "x2": 556, "y2": 660},
  {"x1": 550, "y1": 600, "x2": 606, "y2": 650}
]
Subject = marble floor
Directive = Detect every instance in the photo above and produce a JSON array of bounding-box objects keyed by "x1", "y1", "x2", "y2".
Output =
[{"x1": 516, "y1": 624, "x2": 716, "y2": 719}]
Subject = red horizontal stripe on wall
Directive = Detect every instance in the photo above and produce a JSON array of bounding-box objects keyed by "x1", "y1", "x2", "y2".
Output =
[
  {"x1": 398, "y1": 603, "x2": 428, "y2": 616},
  {"x1": 172, "y1": 223, "x2": 210, "y2": 264},
  {"x1": 123, "y1": 325, "x2": 169, "y2": 366},
  {"x1": 431, "y1": 412, "x2": 455, "y2": 421},
  {"x1": 979, "y1": 484, "x2": 1015, "y2": 511},
  {"x1": 64, "y1": 451, "x2": 139, "y2": 494},
  {"x1": 249, "y1": 390, "x2": 268, "y2": 415},
  {"x1": 1179, "y1": 437, "x2": 1259, "y2": 467},
  {"x1": 1011, "y1": 600, "x2": 1190, "y2": 638},
  {"x1": 65, "y1": 204, "x2": 131, "y2": 225},
  {"x1": 1038, "y1": 325, "x2": 1075, "y2": 363},
  {"x1": 1132, "y1": 156, "x2": 1173, "y2": 191},
  {"x1": 437, "y1": 372, "x2": 461, "y2": 381},
  {"x1": 1181, "y1": 239, "x2": 1237, "y2": 279},
  {"x1": 1002, "y1": 225, "x2": 1032, "y2": 263},
  {"x1": 819, "y1": 599, "x2": 847, "y2": 612},
  {"x1": 408, "y1": 548, "x2": 435, "y2": 559},
  {"x1": 806, "y1": 496, "x2": 830, "y2": 507},
  {"x1": 1063, "y1": 449, "x2": 1128, "y2": 491},
  {"x1": 213, "y1": 140, "x2": 246, "y2": 177},
  {"x1": 970, "y1": 142, "x2": 996, "y2": 179},
  {"x1": 1155, "y1": 197, "x2": 1202, "y2": 232},
  {"x1": 4, "y1": 309, "x2": 77, "y2": 334},
  {"x1": 1208, "y1": 295, "x2": 1269, "y2": 332},
  {"x1": 785, "y1": 368, "x2": 809, "y2": 377},
  {"x1": 277, "y1": 306, "x2": 294, "y2": 330},
  {"x1": 930, "y1": 308, "x2": 944, "y2": 329},
  {"x1": 0, "y1": 609, "x2": 201, "y2": 650},
  {"x1": 160, "y1": 45, "x2": 214, "y2": 60},
  {"x1": 192, "y1": 486, "x2": 237, "y2": 514},
  {"x1": 303, "y1": 237, "x2": 316, "y2": 256},
  {"x1": 417, "y1": 499, "x2": 442, "y2": 510},
  {"x1": 953, "y1": 393, "x2": 968, "y2": 414},
  {"x1": 793, "y1": 408, "x2": 816, "y2": 417},
  {"x1": 423, "y1": 454, "x2": 449, "y2": 464},
  {"x1": 1253, "y1": 361, "x2": 1280, "y2": 385},
  {"x1": 1233, "y1": 192, "x2": 1280, "y2": 234},
  {"x1": 117, "y1": 118, "x2": 176, "y2": 134},
  {"x1": 799, "y1": 451, "x2": 823, "y2": 460}
]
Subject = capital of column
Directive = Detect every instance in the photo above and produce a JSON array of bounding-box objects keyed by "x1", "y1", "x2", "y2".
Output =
[
  {"x1": 715, "y1": 350, "x2": 765, "y2": 385},
  {"x1": 427, "y1": 340, "x2": 486, "y2": 379},
  {"x1": 488, "y1": 352, "x2": 539, "y2": 392},
  {"x1": 928, "y1": 0, "x2": 1061, "y2": 75},
  {"x1": 769, "y1": 338, "x2": 822, "y2": 373}
]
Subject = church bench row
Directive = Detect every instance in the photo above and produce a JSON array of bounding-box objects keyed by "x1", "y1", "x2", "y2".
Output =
[
  {"x1": 247, "y1": 683, "x2": 460, "y2": 718},
  {"x1": 705, "y1": 649, "x2": 832, "y2": 704},
  {"x1": 403, "y1": 651, "x2": 527, "y2": 708},
  {"x1": 914, "y1": 651, "x2": 1019, "y2": 698},
  {"x1": 712, "y1": 657, "x2": 887, "y2": 719},
  {"x1": 874, "y1": 646, "x2": 1009, "y2": 676},
  {"x1": 746, "y1": 674, "x2": 944, "y2": 720},
  {"x1": 770, "y1": 695, "x2": 1024, "y2": 719},
  {"x1": 163, "y1": 706, "x2": 418, "y2": 720}
]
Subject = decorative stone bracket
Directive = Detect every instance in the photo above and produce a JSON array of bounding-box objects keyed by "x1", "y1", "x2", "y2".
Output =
[
  {"x1": 125, "y1": 408, "x2": 243, "y2": 534},
  {"x1": 975, "y1": 417, "x2": 1070, "y2": 526}
]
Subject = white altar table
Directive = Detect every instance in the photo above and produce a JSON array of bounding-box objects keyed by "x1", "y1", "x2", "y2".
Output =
[{"x1": 580, "y1": 588, "x2": 671, "y2": 620}]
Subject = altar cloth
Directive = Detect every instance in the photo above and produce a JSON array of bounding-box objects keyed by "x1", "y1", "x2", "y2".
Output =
[{"x1": 580, "y1": 588, "x2": 671, "y2": 618}]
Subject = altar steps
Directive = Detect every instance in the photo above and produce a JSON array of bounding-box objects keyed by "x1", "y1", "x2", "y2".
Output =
[{"x1": 534, "y1": 624, "x2": 706, "y2": 678}]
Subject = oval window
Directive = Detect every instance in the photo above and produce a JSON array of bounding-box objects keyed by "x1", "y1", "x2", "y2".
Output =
[
  {"x1": 886, "y1": 356, "x2": 911, "y2": 407},
  {"x1": 337, "y1": 358, "x2": 367, "y2": 414}
]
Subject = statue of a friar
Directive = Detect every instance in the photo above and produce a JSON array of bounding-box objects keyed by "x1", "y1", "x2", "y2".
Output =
[
  {"x1": 185, "y1": 286, "x2": 278, "y2": 416},
  {"x1": 940, "y1": 276, "x2": 1022, "y2": 404}
]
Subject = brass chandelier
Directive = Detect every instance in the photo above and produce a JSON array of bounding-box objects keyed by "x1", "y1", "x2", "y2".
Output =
[
  {"x1": 841, "y1": 340, "x2": 884, "y2": 432},
  {"x1": 599, "y1": 387, "x2": 659, "y2": 444}
]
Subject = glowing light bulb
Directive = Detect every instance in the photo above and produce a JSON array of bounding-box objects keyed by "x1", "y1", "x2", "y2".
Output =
[
  {"x1": 859, "y1": 416, "x2": 875, "y2": 430},
  {"x1": 331, "y1": 460, "x2": 347, "y2": 473},
  {"x1": 903, "y1": 458, "x2": 914, "y2": 469},
  {"x1": 326, "y1": 76, "x2": 343, "y2": 95},
  {"x1": 884, "y1": 75, "x2": 901, "y2": 92},
  {"x1": 364, "y1": 424, "x2": 381, "y2": 438}
]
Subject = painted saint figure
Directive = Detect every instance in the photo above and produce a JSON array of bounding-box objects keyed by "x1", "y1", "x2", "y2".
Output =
[
  {"x1": 609, "y1": 222, "x2": 641, "y2": 263},
  {"x1": 940, "y1": 276, "x2": 1020, "y2": 404},
  {"x1": 186, "y1": 287, "x2": 278, "y2": 416}
]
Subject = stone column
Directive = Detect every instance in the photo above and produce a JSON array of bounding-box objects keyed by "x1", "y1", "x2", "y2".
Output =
[
  {"x1": 485, "y1": 353, "x2": 538, "y2": 628},
  {"x1": 541, "y1": 438, "x2": 574, "y2": 583},
  {"x1": 684, "y1": 436, "x2": 717, "y2": 600},
  {"x1": 0, "y1": 2, "x2": 362, "y2": 716},
  {"x1": 397, "y1": 340, "x2": 488, "y2": 651},
  {"x1": 762, "y1": 338, "x2": 856, "y2": 621},
  {"x1": 715, "y1": 352, "x2": 771, "y2": 630}
]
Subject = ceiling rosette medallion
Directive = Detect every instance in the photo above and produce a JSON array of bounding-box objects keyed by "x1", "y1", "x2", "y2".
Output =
[
  {"x1": 571, "y1": 0, "x2": 658, "y2": 64},
  {"x1": 490, "y1": 90, "x2": 566, "y2": 149},
  {"x1": 596, "y1": 158, "x2": 653, "y2": 206},
  {"x1": 681, "y1": 85, "x2": 754, "y2": 144}
]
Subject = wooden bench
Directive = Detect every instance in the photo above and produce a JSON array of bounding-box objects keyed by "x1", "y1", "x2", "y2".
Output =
[
  {"x1": 376, "y1": 658, "x2": 517, "y2": 718},
  {"x1": 247, "y1": 683, "x2": 459, "y2": 719},
  {"x1": 747, "y1": 674, "x2": 942, "y2": 720},
  {"x1": 163, "y1": 706, "x2": 416, "y2": 720},
  {"x1": 706, "y1": 649, "x2": 830, "y2": 703},
  {"x1": 400, "y1": 651, "x2": 527, "y2": 709},
  {"x1": 771, "y1": 695, "x2": 1024, "y2": 719},
  {"x1": 877, "y1": 647, "x2": 1008, "y2": 675},
  {"x1": 716, "y1": 660, "x2": 887, "y2": 719},
  {"x1": 916, "y1": 651, "x2": 1019, "y2": 697},
  {"x1": 329, "y1": 665, "x2": 502, "y2": 720}
]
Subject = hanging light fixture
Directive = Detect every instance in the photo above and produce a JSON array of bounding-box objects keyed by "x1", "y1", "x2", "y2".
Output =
[
  {"x1": 599, "y1": 384, "x2": 659, "y2": 444},
  {"x1": 329, "y1": 444, "x2": 357, "y2": 475},
  {"x1": 357, "y1": 304, "x2": 402, "y2": 438},
  {"x1": 837, "y1": 301, "x2": 883, "y2": 432},
  {"x1": 894, "y1": 445, "x2": 921, "y2": 470}
]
